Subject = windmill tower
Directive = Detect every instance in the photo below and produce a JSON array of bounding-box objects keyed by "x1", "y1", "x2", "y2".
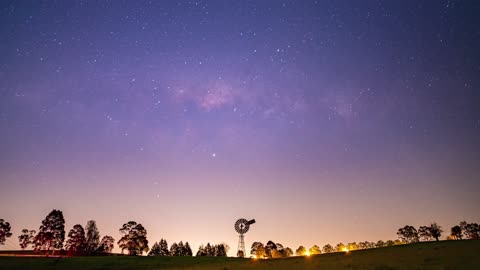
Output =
[{"x1": 234, "y1": 218, "x2": 256, "y2": 257}]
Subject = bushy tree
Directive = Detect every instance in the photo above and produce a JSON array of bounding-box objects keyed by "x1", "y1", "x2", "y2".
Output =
[
  {"x1": 335, "y1": 243, "x2": 346, "y2": 252},
  {"x1": 385, "y1": 240, "x2": 395, "y2": 247},
  {"x1": 295, "y1": 245, "x2": 306, "y2": 256},
  {"x1": 148, "y1": 242, "x2": 160, "y2": 256},
  {"x1": 429, "y1": 223, "x2": 442, "y2": 241},
  {"x1": 419, "y1": 223, "x2": 442, "y2": 241},
  {"x1": 274, "y1": 243, "x2": 290, "y2": 258},
  {"x1": 0, "y1": 219, "x2": 13, "y2": 246},
  {"x1": 284, "y1": 247, "x2": 293, "y2": 257},
  {"x1": 34, "y1": 209, "x2": 65, "y2": 253},
  {"x1": 18, "y1": 229, "x2": 36, "y2": 250},
  {"x1": 309, "y1": 245, "x2": 321, "y2": 255},
  {"x1": 393, "y1": 239, "x2": 404, "y2": 245},
  {"x1": 159, "y1": 238, "x2": 169, "y2": 256},
  {"x1": 117, "y1": 221, "x2": 149, "y2": 255},
  {"x1": 461, "y1": 222, "x2": 480, "y2": 240},
  {"x1": 358, "y1": 241, "x2": 371, "y2": 249},
  {"x1": 375, "y1": 240, "x2": 385, "y2": 248},
  {"x1": 264, "y1": 241, "x2": 277, "y2": 258},
  {"x1": 346, "y1": 242, "x2": 358, "y2": 251},
  {"x1": 98, "y1": 235, "x2": 115, "y2": 253},
  {"x1": 418, "y1": 226, "x2": 432, "y2": 241},
  {"x1": 451, "y1": 225, "x2": 462, "y2": 240},
  {"x1": 85, "y1": 220, "x2": 100, "y2": 254},
  {"x1": 322, "y1": 244, "x2": 334, "y2": 253},
  {"x1": 250, "y1": 242, "x2": 266, "y2": 258},
  {"x1": 397, "y1": 225, "x2": 419, "y2": 243},
  {"x1": 66, "y1": 224, "x2": 86, "y2": 253}
]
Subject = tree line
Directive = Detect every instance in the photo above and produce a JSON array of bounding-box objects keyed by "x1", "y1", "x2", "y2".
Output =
[
  {"x1": 251, "y1": 220, "x2": 480, "y2": 258},
  {"x1": 0, "y1": 209, "x2": 229, "y2": 257},
  {"x1": 1, "y1": 212, "x2": 479, "y2": 257},
  {"x1": 397, "y1": 221, "x2": 480, "y2": 243}
]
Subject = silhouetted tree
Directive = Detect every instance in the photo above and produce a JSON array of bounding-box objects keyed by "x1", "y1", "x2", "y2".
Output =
[
  {"x1": 159, "y1": 238, "x2": 169, "y2": 256},
  {"x1": 464, "y1": 223, "x2": 480, "y2": 239},
  {"x1": 419, "y1": 223, "x2": 442, "y2": 241},
  {"x1": 205, "y1": 243, "x2": 213, "y2": 256},
  {"x1": 460, "y1": 221, "x2": 468, "y2": 238},
  {"x1": 0, "y1": 219, "x2": 12, "y2": 246},
  {"x1": 358, "y1": 241, "x2": 370, "y2": 249},
  {"x1": 196, "y1": 244, "x2": 206, "y2": 256},
  {"x1": 458, "y1": 221, "x2": 480, "y2": 240},
  {"x1": 295, "y1": 245, "x2": 306, "y2": 256},
  {"x1": 346, "y1": 242, "x2": 358, "y2": 251},
  {"x1": 429, "y1": 223, "x2": 442, "y2": 241},
  {"x1": 221, "y1": 243, "x2": 230, "y2": 254},
  {"x1": 34, "y1": 209, "x2": 65, "y2": 254},
  {"x1": 177, "y1": 241, "x2": 185, "y2": 256},
  {"x1": 397, "y1": 225, "x2": 419, "y2": 243},
  {"x1": 214, "y1": 244, "x2": 227, "y2": 257},
  {"x1": 309, "y1": 245, "x2": 321, "y2": 255},
  {"x1": 335, "y1": 243, "x2": 346, "y2": 252},
  {"x1": 322, "y1": 244, "x2": 334, "y2": 253},
  {"x1": 284, "y1": 247, "x2": 293, "y2": 257},
  {"x1": 375, "y1": 240, "x2": 385, "y2": 248},
  {"x1": 170, "y1": 242, "x2": 179, "y2": 256},
  {"x1": 98, "y1": 235, "x2": 115, "y2": 253},
  {"x1": 250, "y1": 242, "x2": 266, "y2": 258},
  {"x1": 18, "y1": 229, "x2": 36, "y2": 250},
  {"x1": 385, "y1": 240, "x2": 394, "y2": 247},
  {"x1": 393, "y1": 239, "x2": 404, "y2": 245},
  {"x1": 273, "y1": 243, "x2": 289, "y2": 258},
  {"x1": 184, "y1": 242, "x2": 193, "y2": 256},
  {"x1": 418, "y1": 226, "x2": 432, "y2": 241},
  {"x1": 117, "y1": 221, "x2": 149, "y2": 255},
  {"x1": 265, "y1": 240, "x2": 277, "y2": 258},
  {"x1": 85, "y1": 220, "x2": 100, "y2": 254},
  {"x1": 451, "y1": 225, "x2": 462, "y2": 240},
  {"x1": 148, "y1": 242, "x2": 160, "y2": 256},
  {"x1": 66, "y1": 224, "x2": 86, "y2": 253}
]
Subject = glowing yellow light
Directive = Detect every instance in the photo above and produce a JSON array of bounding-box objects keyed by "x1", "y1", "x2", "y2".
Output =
[
  {"x1": 305, "y1": 250, "x2": 311, "y2": 256},
  {"x1": 252, "y1": 255, "x2": 257, "y2": 259},
  {"x1": 342, "y1": 247, "x2": 349, "y2": 252}
]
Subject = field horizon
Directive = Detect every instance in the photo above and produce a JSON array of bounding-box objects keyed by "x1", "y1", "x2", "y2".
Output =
[{"x1": 1, "y1": 240, "x2": 479, "y2": 270}]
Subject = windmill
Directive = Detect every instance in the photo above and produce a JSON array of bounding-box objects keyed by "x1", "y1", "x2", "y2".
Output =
[{"x1": 234, "y1": 218, "x2": 256, "y2": 257}]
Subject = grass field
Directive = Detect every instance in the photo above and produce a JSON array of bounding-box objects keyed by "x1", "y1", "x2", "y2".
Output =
[{"x1": 0, "y1": 240, "x2": 479, "y2": 270}]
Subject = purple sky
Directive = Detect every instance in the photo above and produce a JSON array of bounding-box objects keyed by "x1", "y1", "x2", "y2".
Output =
[{"x1": 1, "y1": 0, "x2": 479, "y2": 255}]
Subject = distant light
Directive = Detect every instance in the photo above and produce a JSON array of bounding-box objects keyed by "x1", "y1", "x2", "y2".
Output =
[
  {"x1": 305, "y1": 250, "x2": 310, "y2": 256},
  {"x1": 212, "y1": 153, "x2": 216, "y2": 157},
  {"x1": 342, "y1": 247, "x2": 349, "y2": 252}
]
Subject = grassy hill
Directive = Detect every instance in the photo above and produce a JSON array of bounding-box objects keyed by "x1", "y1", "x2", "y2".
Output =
[{"x1": 0, "y1": 240, "x2": 478, "y2": 270}]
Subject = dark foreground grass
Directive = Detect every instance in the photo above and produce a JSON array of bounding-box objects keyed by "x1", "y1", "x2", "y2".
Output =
[{"x1": 1, "y1": 240, "x2": 479, "y2": 270}]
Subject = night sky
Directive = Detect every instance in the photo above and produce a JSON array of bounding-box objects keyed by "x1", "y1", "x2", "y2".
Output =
[{"x1": 1, "y1": 0, "x2": 479, "y2": 255}]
